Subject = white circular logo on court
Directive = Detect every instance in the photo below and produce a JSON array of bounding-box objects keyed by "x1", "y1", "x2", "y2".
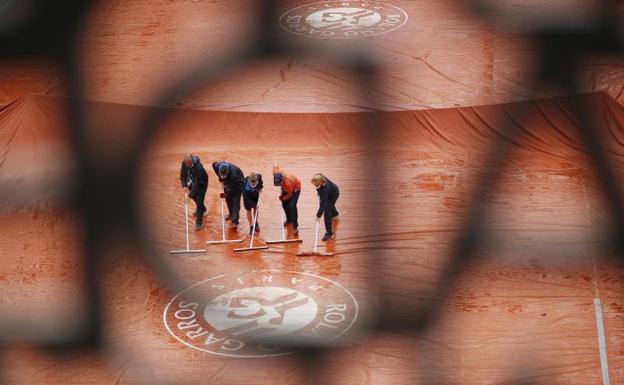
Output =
[
  {"x1": 280, "y1": 1, "x2": 408, "y2": 39},
  {"x1": 163, "y1": 270, "x2": 358, "y2": 357}
]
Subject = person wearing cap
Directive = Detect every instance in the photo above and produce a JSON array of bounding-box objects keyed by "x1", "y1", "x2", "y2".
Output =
[
  {"x1": 273, "y1": 166, "x2": 301, "y2": 234},
  {"x1": 212, "y1": 161, "x2": 245, "y2": 229},
  {"x1": 311, "y1": 173, "x2": 340, "y2": 241},
  {"x1": 179, "y1": 153, "x2": 209, "y2": 230},
  {"x1": 243, "y1": 172, "x2": 264, "y2": 235}
]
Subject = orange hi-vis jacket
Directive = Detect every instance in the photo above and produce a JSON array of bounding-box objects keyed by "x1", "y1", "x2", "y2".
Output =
[{"x1": 281, "y1": 172, "x2": 301, "y2": 201}]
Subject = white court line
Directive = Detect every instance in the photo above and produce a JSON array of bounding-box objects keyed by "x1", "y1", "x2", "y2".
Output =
[
  {"x1": 584, "y1": 182, "x2": 610, "y2": 385},
  {"x1": 593, "y1": 298, "x2": 611, "y2": 385}
]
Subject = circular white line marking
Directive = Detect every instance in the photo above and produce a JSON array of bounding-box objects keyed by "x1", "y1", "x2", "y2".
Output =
[
  {"x1": 163, "y1": 270, "x2": 359, "y2": 357},
  {"x1": 279, "y1": 1, "x2": 408, "y2": 39}
]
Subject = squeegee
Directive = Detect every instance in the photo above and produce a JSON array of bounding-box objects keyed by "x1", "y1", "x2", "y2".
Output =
[
  {"x1": 296, "y1": 219, "x2": 334, "y2": 257},
  {"x1": 170, "y1": 191, "x2": 207, "y2": 254},
  {"x1": 207, "y1": 197, "x2": 244, "y2": 245},
  {"x1": 266, "y1": 210, "x2": 303, "y2": 244},
  {"x1": 234, "y1": 203, "x2": 269, "y2": 252}
]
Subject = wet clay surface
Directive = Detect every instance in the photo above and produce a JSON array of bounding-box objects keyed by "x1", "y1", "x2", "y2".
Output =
[
  {"x1": 2, "y1": 1, "x2": 624, "y2": 111},
  {"x1": 1, "y1": 93, "x2": 624, "y2": 384}
]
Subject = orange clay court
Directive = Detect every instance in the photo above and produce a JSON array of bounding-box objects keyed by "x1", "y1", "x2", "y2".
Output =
[{"x1": 1, "y1": 1, "x2": 624, "y2": 385}]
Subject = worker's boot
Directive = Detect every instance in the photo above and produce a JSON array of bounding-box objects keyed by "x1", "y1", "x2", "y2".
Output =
[{"x1": 322, "y1": 232, "x2": 334, "y2": 241}]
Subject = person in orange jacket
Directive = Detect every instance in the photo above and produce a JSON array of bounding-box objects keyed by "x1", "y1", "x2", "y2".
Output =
[{"x1": 273, "y1": 166, "x2": 301, "y2": 234}]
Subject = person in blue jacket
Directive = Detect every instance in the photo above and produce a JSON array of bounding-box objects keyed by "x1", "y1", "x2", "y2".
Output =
[
  {"x1": 311, "y1": 173, "x2": 340, "y2": 241},
  {"x1": 179, "y1": 154, "x2": 208, "y2": 230},
  {"x1": 243, "y1": 172, "x2": 263, "y2": 235},
  {"x1": 212, "y1": 161, "x2": 244, "y2": 229}
]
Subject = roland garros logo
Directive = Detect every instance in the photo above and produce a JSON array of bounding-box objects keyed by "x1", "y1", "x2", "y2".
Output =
[
  {"x1": 163, "y1": 270, "x2": 359, "y2": 357},
  {"x1": 280, "y1": 1, "x2": 408, "y2": 39}
]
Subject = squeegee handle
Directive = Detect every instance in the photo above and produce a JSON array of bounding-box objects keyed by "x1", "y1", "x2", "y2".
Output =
[
  {"x1": 250, "y1": 204, "x2": 259, "y2": 247},
  {"x1": 220, "y1": 197, "x2": 226, "y2": 241},
  {"x1": 313, "y1": 218, "x2": 319, "y2": 253},
  {"x1": 184, "y1": 191, "x2": 190, "y2": 251}
]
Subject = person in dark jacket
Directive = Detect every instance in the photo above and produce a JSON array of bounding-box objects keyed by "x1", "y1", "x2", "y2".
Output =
[
  {"x1": 180, "y1": 154, "x2": 209, "y2": 230},
  {"x1": 243, "y1": 172, "x2": 263, "y2": 235},
  {"x1": 311, "y1": 173, "x2": 339, "y2": 241},
  {"x1": 212, "y1": 161, "x2": 244, "y2": 229}
]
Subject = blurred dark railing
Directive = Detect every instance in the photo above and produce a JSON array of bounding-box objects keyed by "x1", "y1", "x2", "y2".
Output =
[{"x1": 0, "y1": 1, "x2": 623, "y2": 384}]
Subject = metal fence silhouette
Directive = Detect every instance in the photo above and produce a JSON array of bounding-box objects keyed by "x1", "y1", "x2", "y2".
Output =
[{"x1": 1, "y1": 1, "x2": 623, "y2": 384}]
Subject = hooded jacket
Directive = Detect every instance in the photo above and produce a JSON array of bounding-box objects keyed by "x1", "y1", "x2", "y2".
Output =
[
  {"x1": 212, "y1": 161, "x2": 245, "y2": 191},
  {"x1": 316, "y1": 177, "x2": 339, "y2": 217},
  {"x1": 180, "y1": 156, "x2": 208, "y2": 197}
]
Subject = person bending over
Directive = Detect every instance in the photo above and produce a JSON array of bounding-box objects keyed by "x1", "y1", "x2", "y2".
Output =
[
  {"x1": 212, "y1": 161, "x2": 244, "y2": 229},
  {"x1": 243, "y1": 172, "x2": 263, "y2": 235},
  {"x1": 273, "y1": 166, "x2": 301, "y2": 234},
  {"x1": 179, "y1": 153, "x2": 208, "y2": 230},
  {"x1": 311, "y1": 173, "x2": 340, "y2": 241}
]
